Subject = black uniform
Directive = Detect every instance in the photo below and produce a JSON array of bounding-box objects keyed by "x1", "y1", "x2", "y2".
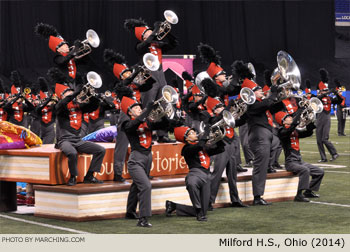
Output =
[
  {"x1": 55, "y1": 89, "x2": 105, "y2": 179},
  {"x1": 278, "y1": 115, "x2": 324, "y2": 195}
]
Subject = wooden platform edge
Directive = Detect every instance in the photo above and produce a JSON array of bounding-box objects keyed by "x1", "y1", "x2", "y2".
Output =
[{"x1": 34, "y1": 197, "x2": 295, "y2": 222}]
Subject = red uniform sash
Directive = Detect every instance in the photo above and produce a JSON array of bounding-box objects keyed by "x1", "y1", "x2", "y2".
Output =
[
  {"x1": 198, "y1": 150, "x2": 210, "y2": 169},
  {"x1": 136, "y1": 121, "x2": 152, "y2": 149},
  {"x1": 67, "y1": 101, "x2": 82, "y2": 130}
]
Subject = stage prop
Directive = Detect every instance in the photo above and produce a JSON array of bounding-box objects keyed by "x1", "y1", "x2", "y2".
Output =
[{"x1": 33, "y1": 171, "x2": 298, "y2": 221}]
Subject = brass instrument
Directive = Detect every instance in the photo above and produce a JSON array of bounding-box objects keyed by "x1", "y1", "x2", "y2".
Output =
[
  {"x1": 147, "y1": 85, "x2": 179, "y2": 122},
  {"x1": 194, "y1": 71, "x2": 211, "y2": 95},
  {"x1": 133, "y1": 53, "x2": 160, "y2": 85},
  {"x1": 270, "y1": 51, "x2": 301, "y2": 101},
  {"x1": 230, "y1": 87, "x2": 256, "y2": 120},
  {"x1": 21, "y1": 87, "x2": 31, "y2": 98},
  {"x1": 104, "y1": 90, "x2": 111, "y2": 97},
  {"x1": 199, "y1": 110, "x2": 235, "y2": 146},
  {"x1": 70, "y1": 29, "x2": 100, "y2": 59},
  {"x1": 76, "y1": 71, "x2": 102, "y2": 103},
  {"x1": 296, "y1": 97, "x2": 323, "y2": 131},
  {"x1": 156, "y1": 10, "x2": 178, "y2": 40}
]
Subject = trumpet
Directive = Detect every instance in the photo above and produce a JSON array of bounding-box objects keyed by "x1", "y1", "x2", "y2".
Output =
[
  {"x1": 230, "y1": 87, "x2": 256, "y2": 120},
  {"x1": 199, "y1": 110, "x2": 235, "y2": 146},
  {"x1": 133, "y1": 53, "x2": 160, "y2": 85},
  {"x1": 156, "y1": 10, "x2": 178, "y2": 40},
  {"x1": 270, "y1": 51, "x2": 301, "y2": 101},
  {"x1": 76, "y1": 71, "x2": 102, "y2": 103},
  {"x1": 70, "y1": 29, "x2": 100, "y2": 59},
  {"x1": 296, "y1": 97, "x2": 323, "y2": 131},
  {"x1": 147, "y1": 85, "x2": 179, "y2": 122}
]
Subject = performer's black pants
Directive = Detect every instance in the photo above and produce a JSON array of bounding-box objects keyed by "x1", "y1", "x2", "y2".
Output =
[
  {"x1": 336, "y1": 107, "x2": 346, "y2": 135},
  {"x1": 58, "y1": 139, "x2": 105, "y2": 177},
  {"x1": 174, "y1": 168, "x2": 210, "y2": 217},
  {"x1": 126, "y1": 150, "x2": 152, "y2": 217},
  {"x1": 239, "y1": 123, "x2": 254, "y2": 164},
  {"x1": 248, "y1": 127, "x2": 273, "y2": 197},
  {"x1": 285, "y1": 159, "x2": 324, "y2": 192},
  {"x1": 41, "y1": 123, "x2": 55, "y2": 144},
  {"x1": 316, "y1": 113, "x2": 337, "y2": 160},
  {"x1": 210, "y1": 139, "x2": 240, "y2": 204}
]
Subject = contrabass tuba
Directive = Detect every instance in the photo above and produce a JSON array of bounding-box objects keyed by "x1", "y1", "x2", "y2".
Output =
[
  {"x1": 76, "y1": 71, "x2": 102, "y2": 103},
  {"x1": 296, "y1": 97, "x2": 323, "y2": 131},
  {"x1": 199, "y1": 110, "x2": 236, "y2": 146},
  {"x1": 270, "y1": 51, "x2": 301, "y2": 101},
  {"x1": 147, "y1": 85, "x2": 179, "y2": 122},
  {"x1": 230, "y1": 87, "x2": 256, "y2": 120},
  {"x1": 70, "y1": 29, "x2": 100, "y2": 59},
  {"x1": 156, "y1": 10, "x2": 178, "y2": 40},
  {"x1": 133, "y1": 53, "x2": 160, "y2": 85}
]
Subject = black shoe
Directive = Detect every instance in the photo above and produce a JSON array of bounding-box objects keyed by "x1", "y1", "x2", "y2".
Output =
[
  {"x1": 196, "y1": 213, "x2": 208, "y2": 222},
  {"x1": 208, "y1": 203, "x2": 214, "y2": 211},
  {"x1": 273, "y1": 163, "x2": 283, "y2": 169},
  {"x1": 244, "y1": 161, "x2": 253, "y2": 167},
  {"x1": 303, "y1": 191, "x2": 320, "y2": 198},
  {"x1": 157, "y1": 136, "x2": 176, "y2": 143},
  {"x1": 165, "y1": 200, "x2": 176, "y2": 216},
  {"x1": 237, "y1": 164, "x2": 248, "y2": 173},
  {"x1": 330, "y1": 154, "x2": 339, "y2": 161},
  {"x1": 318, "y1": 159, "x2": 328, "y2": 163},
  {"x1": 83, "y1": 176, "x2": 104, "y2": 184},
  {"x1": 125, "y1": 212, "x2": 139, "y2": 219},
  {"x1": 231, "y1": 201, "x2": 249, "y2": 208},
  {"x1": 294, "y1": 195, "x2": 310, "y2": 202},
  {"x1": 137, "y1": 217, "x2": 152, "y2": 227},
  {"x1": 67, "y1": 177, "x2": 76, "y2": 186},
  {"x1": 113, "y1": 174, "x2": 125, "y2": 182},
  {"x1": 253, "y1": 198, "x2": 271, "y2": 206},
  {"x1": 267, "y1": 167, "x2": 277, "y2": 173}
]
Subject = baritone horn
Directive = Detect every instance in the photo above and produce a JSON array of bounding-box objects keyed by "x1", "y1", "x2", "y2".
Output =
[
  {"x1": 76, "y1": 71, "x2": 102, "y2": 103},
  {"x1": 230, "y1": 87, "x2": 256, "y2": 120},
  {"x1": 71, "y1": 29, "x2": 100, "y2": 59},
  {"x1": 270, "y1": 51, "x2": 301, "y2": 100},
  {"x1": 296, "y1": 97, "x2": 323, "y2": 131},
  {"x1": 147, "y1": 85, "x2": 179, "y2": 122},
  {"x1": 199, "y1": 110, "x2": 235, "y2": 146},
  {"x1": 133, "y1": 53, "x2": 160, "y2": 85},
  {"x1": 156, "y1": 10, "x2": 178, "y2": 40}
]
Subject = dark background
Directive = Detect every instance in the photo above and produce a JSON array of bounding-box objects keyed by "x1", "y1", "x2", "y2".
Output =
[{"x1": 0, "y1": 0, "x2": 349, "y2": 92}]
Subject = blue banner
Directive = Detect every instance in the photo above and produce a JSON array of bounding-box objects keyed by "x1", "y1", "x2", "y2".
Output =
[{"x1": 335, "y1": 0, "x2": 350, "y2": 23}]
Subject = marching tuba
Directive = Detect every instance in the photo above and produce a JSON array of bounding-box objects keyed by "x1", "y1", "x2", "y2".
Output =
[
  {"x1": 147, "y1": 85, "x2": 179, "y2": 122},
  {"x1": 156, "y1": 10, "x2": 178, "y2": 40},
  {"x1": 194, "y1": 71, "x2": 211, "y2": 94},
  {"x1": 76, "y1": 71, "x2": 102, "y2": 103},
  {"x1": 133, "y1": 53, "x2": 160, "y2": 85},
  {"x1": 230, "y1": 87, "x2": 256, "y2": 120},
  {"x1": 199, "y1": 110, "x2": 235, "y2": 146},
  {"x1": 270, "y1": 51, "x2": 301, "y2": 101},
  {"x1": 296, "y1": 97, "x2": 323, "y2": 131},
  {"x1": 70, "y1": 29, "x2": 100, "y2": 59}
]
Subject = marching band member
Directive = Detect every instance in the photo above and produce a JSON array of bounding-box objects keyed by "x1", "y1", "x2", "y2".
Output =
[
  {"x1": 198, "y1": 43, "x2": 241, "y2": 106},
  {"x1": 87, "y1": 94, "x2": 115, "y2": 134},
  {"x1": 103, "y1": 48, "x2": 154, "y2": 182},
  {"x1": 334, "y1": 79, "x2": 346, "y2": 136},
  {"x1": 239, "y1": 75, "x2": 281, "y2": 206},
  {"x1": 304, "y1": 79, "x2": 314, "y2": 100},
  {"x1": 316, "y1": 69, "x2": 342, "y2": 162},
  {"x1": 165, "y1": 126, "x2": 225, "y2": 221},
  {"x1": 3, "y1": 71, "x2": 34, "y2": 127},
  {"x1": 0, "y1": 78, "x2": 9, "y2": 122},
  {"x1": 203, "y1": 97, "x2": 248, "y2": 210},
  {"x1": 35, "y1": 23, "x2": 83, "y2": 80},
  {"x1": 124, "y1": 18, "x2": 178, "y2": 143},
  {"x1": 120, "y1": 94, "x2": 170, "y2": 227},
  {"x1": 276, "y1": 110, "x2": 324, "y2": 202},
  {"x1": 54, "y1": 72, "x2": 105, "y2": 186},
  {"x1": 35, "y1": 77, "x2": 56, "y2": 144},
  {"x1": 28, "y1": 85, "x2": 41, "y2": 137}
]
